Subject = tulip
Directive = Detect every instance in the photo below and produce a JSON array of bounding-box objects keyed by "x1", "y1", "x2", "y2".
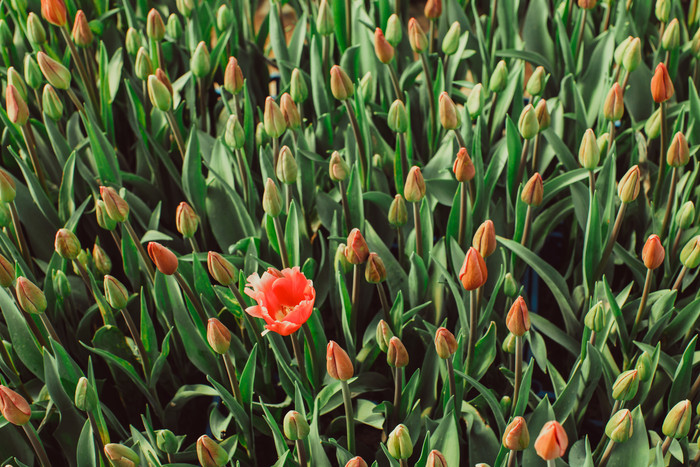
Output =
[
  {"x1": 224, "y1": 57, "x2": 245, "y2": 94},
  {"x1": 263, "y1": 96, "x2": 286, "y2": 139},
  {"x1": 216, "y1": 4, "x2": 232, "y2": 30},
  {"x1": 365, "y1": 252, "x2": 386, "y2": 283},
  {"x1": 326, "y1": 340, "x2": 354, "y2": 380},
  {"x1": 584, "y1": 301, "x2": 606, "y2": 332},
  {"x1": 0, "y1": 169, "x2": 16, "y2": 203},
  {"x1": 276, "y1": 146, "x2": 298, "y2": 184},
  {"x1": 280, "y1": 93, "x2": 300, "y2": 130},
  {"x1": 521, "y1": 173, "x2": 544, "y2": 207},
  {"x1": 104, "y1": 275, "x2": 129, "y2": 310},
  {"x1": 37, "y1": 52, "x2": 70, "y2": 90},
  {"x1": 578, "y1": 0, "x2": 597, "y2": 8},
  {"x1": 147, "y1": 242, "x2": 178, "y2": 275},
  {"x1": 467, "y1": 83, "x2": 485, "y2": 120},
  {"x1": 534, "y1": 421, "x2": 568, "y2": 460},
  {"x1": 387, "y1": 424, "x2": 413, "y2": 459},
  {"x1": 0, "y1": 253, "x2": 15, "y2": 288},
  {"x1": 605, "y1": 409, "x2": 633, "y2": 443},
  {"x1": 146, "y1": 8, "x2": 165, "y2": 41},
  {"x1": 526, "y1": 66, "x2": 545, "y2": 97},
  {"x1": 330, "y1": 65, "x2": 354, "y2": 101},
  {"x1": 504, "y1": 273, "x2": 518, "y2": 298},
  {"x1": 408, "y1": 18, "x2": 428, "y2": 53},
  {"x1": 655, "y1": 0, "x2": 670, "y2": 22},
  {"x1": 207, "y1": 252, "x2": 236, "y2": 286},
  {"x1": 442, "y1": 22, "x2": 460, "y2": 56},
  {"x1": 15, "y1": 277, "x2": 47, "y2": 314},
  {"x1": 535, "y1": 99, "x2": 550, "y2": 131},
  {"x1": 388, "y1": 194, "x2": 408, "y2": 228},
  {"x1": 677, "y1": 201, "x2": 695, "y2": 230},
  {"x1": 473, "y1": 220, "x2": 496, "y2": 258},
  {"x1": 0, "y1": 385, "x2": 31, "y2": 425},
  {"x1": 490, "y1": 60, "x2": 508, "y2": 93},
  {"x1": 27, "y1": 13, "x2": 46, "y2": 44},
  {"x1": 176, "y1": 0, "x2": 194, "y2": 17},
  {"x1": 207, "y1": 318, "x2": 231, "y2": 355},
  {"x1": 345, "y1": 229, "x2": 369, "y2": 264},
  {"x1": 404, "y1": 166, "x2": 426, "y2": 203},
  {"x1": 426, "y1": 450, "x2": 447, "y2": 467},
  {"x1": 290, "y1": 68, "x2": 308, "y2": 103},
  {"x1": 635, "y1": 352, "x2": 652, "y2": 381},
  {"x1": 666, "y1": 132, "x2": 689, "y2": 167},
  {"x1": 459, "y1": 247, "x2": 487, "y2": 290},
  {"x1": 651, "y1": 63, "x2": 674, "y2": 103},
  {"x1": 283, "y1": 410, "x2": 310, "y2": 440},
  {"x1": 6, "y1": 84, "x2": 28, "y2": 126},
  {"x1": 191, "y1": 42, "x2": 211, "y2": 78},
  {"x1": 167, "y1": 14, "x2": 182, "y2": 39},
  {"x1": 661, "y1": 18, "x2": 679, "y2": 50},
  {"x1": 438, "y1": 92, "x2": 460, "y2": 130},
  {"x1": 642, "y1": 235, "x2": 665, "y2": 269},
  {"x1": 424, "y1": 0, "x2": 441, "y2": 19},
  {"x1": 346, "y1": 457, "x2": 368, "y2": 467},
  {"x1": 335, "y1": 244, "x2": 353, "y2": 274},
  {"x1": 41, "y1": 0, "x2": 67, "y2": 26},
  {"x1": 156, "y1": 430, "x2": 178, "y2": 454},
  {"x1": 662, "y1": 400, "x2": 691, "y2": 438},
  {"x1": 316, "y1": 0, "x2": 334, "y2": 35},
  {"x1": 262, "y1": 178, "x2": 283, "y2": 217},
  {"x1": 680, "y1": 236, "x2": 700, "y2": 269},
  {"x1": 506, "y1": 297, "x2": 530, "y2": 336},
  {"x1": 385, "y1": 14, "x2": 401, "y2": 46},
  {"x1": 503, "y1": 416, "x2": 530, "y2": 450},
  {"x1": 518, "y1": 104, "x2": 538, "y2": 140},
  {"x1": 134, "y1": 49, "x2": 153, "y2": 80},
  {"x1": 387, "y1": 336, "x2": 409, "y2": 368},
  {"x1": 376, "y1": 320, "x2": 393, "y2": 352},
  {"x1": 104, "y1": 444, "x2": 140, "y2": 467},
  {"x1": 196, "y1": 435, "x2": 228, "y2": 467},
  {"x1": 224, "y1": 115, "x2": 245, "y2": 150},
  {"x1": 329, "y1": 151, "x2": 350, "y2": 182},
  {"x1": 374, "y1": 28, "x2": 394, "y2": 64},
  {"x1": 502, "y1": 332, "x2": 517, "y2": 353},
  {"x1": 622, "y1": 38, "x2": 641, "y2": 72},
  {"x1": 388, "y1": 99, "x2": 408, "y2": 133},
  {"x1": 72, "y1": 11, "x2": 93, "y2": 47},
  {"x1": 612, "y1": 369, "x2": 639, "y2": 401},
  {"x1": 434, "y1": 327, "x2": 457, "y2": 359},
  {"x1": 74, "y1": 377, "x2": 97, "y2": 412},
  {"x1": 617, "y1": 165, "x2": 640, "y2": 203}
]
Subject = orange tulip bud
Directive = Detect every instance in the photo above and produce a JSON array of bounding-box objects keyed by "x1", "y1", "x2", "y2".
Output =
[
  {"x1": 424, "y1": 0, "x2": 442, "y2": 19},
  {"x1": 603, "y1": 83, "x2": 624, "y2": 121},
  {"x1": 345, "y1": 228, "x2": 369, "y2": 264},
  {"x1": 408, "y1": 18, "x2": 428, "y2": 53},
  {"x1": 224, "y1": 56, "x2": 244, "y2": 94},
  {"x1": 506, "y1": 296, "x2": 530, "y2": 336},
  {"x1": 175, "y1": 201, "x2": 199, "y2": 238},
  {"x1": 521, "y1": 173, "x2": 544, "y2": 207},
  {"x1": 147, "y1": 242, "x2": 178, "y2": 275},
  {"x1": 72, "y1": 10, "x2": 93, "y2": 47},
  {"x1": 453, "y1": 147, "x2": 475, "y2": 182},
  {"x1": 404, "y1": 166, "x2": 426, "y2": 203},
  {"x1": 387, "y1": 336, "x2": 409, "y2": 368},
  {"x1": 345, "y1": 457, "x2": 368, "y2": 467},
  {"x1": 642, "y1": 234, "x2": 665, "y2": 269},
  {"x1": 534, "y1": 421, "x2": 568, "y2": 461},
  {"x1": 327, "y1": 340, "x2": 354, "y2": 380},
  {"x1": 0, "y1": 385, "x2": 31, "y2": 425},
  {"x1": 459, "y1": 247, "x2": 487, "y2": 290},
  {"x1": 473, "y1": 220, "x2": 496, "y2": 258},
  {"x1": 0, "y1": 253, "x2": 15, "y2": 288},
  {"x1": 650, "y1": 63, "x2": 674, "y2": 103},
  {"x1": 667, "y1": 132, "x2": 689, "y2": 167},
  {"x1": 374, "y1": 28, "x2": 395, "y2": 64},
  {"x1": 365, "y1": 252, "x2": 387, "y2": 283},
  {"x1": 434, "y1": 327, "x2": 457, "y2": 359},
  {"x1": 6, "y1": 84, "x2": 28, "y2": 126},
  {"x1": 503, "y1": 416, "x2": 530, "y2": 451},
  {"x1": 207, "y1": 318, "x2": 231, "y2": 354},
  {"x1": 438, "y1": 92, "x2": 460, "y2": 130},
  {"x1": 578, "y1": 0, "x2": 598, "y2": 9},
  {"x1": 41, "y1": 0, "x2": 67, "y2": 26}
]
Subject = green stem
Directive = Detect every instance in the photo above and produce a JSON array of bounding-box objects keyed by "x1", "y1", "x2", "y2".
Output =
[
  {"x1": 351, "y1": 264, "x2": 360, "y2": 332},
  {"x1": 290, "y1": 331, "x2": 307, "y2": 384},
  {"x1": 602, "y1": 0, "x2": 612, "y2": 31},
  {"x1": 429, "y1": 20, "x2": 435, "y2": 54},
  {"x1": 345, "y1": 0, "x2": 351, "y2": 45},
  {"x1": 273, "y1": 216, "x2": 290, "y2": 269},
  {"x1": 672, "y1": 265, "x2": 687, "y2": 291},
  {"x1": 235, "y1": 148, "x2": 250, "y2": 207},
  {"x1": 420, "y1": 54, "x2": 436, "y2": 150},
  {"x1": 120, "y1": 308, "x2": 150, "y2": 374},
  {"x1": 20, "y1": 126, "x2": 48, "y2": 194},
  {"x1": 588, "y1": 169, "x2": 596, "y2": 195},
  {"x1": 9, "y1": 202, "x2": 34, "y2": 276},
  {"x1": 531, "y1": 133, "x2": 541, "y2": 173},
  {"x1": 39, "y1": 313, "x2": 63, "y2": 348},
  {"x1": 446, "y1": 358, "x2": 459, "y2": 422},
  {"x1": 466, "y1": 289, "x2": 478, "y2": 375},
  {"x1": 389, "y1": 64, "x2": 403, "y2": 102},
  {"x1": 22, "y1": 423, "x2": 51, "y2": 467},
  {"x1": 576, "y1": 9, "x2": 587, "y2": 61},
  {"x1": 458, "y1": 181, "x2": 468, "y2": 246},
  {"x1": 65, "y1": 88, "x2": 85, "y2": 114},
  {"x1": 661, "y1": 436, "x2": 672, "y2": 456},
  {"x1": 174, "y1": 270, "x2": 208, "y2": 325},
  {"x1": 594, "y1": 202, "x2": 627, "y2": 281},
  {"x1": 599, "y1": 440, "x2": 615, "y2": 467},
  {"x1": 413, "y1": 201, "x2": 423, "y2": 259},
  {"x1": 165, "y1": 110, "x2": 186, "y2": 160},
  {"x1": 341, "y1": 380, "x2": 355, "y2": 453},
  {"x1": 660, "y1": 166, "x2": 678, "y2": 240},
  {"x1": 197, "y1": 78, "x2": 207, "y2": 132},
  {"x1": 515, "y1": 139, "x2": 530, "y2": 190},
  {"x1": 398, "y1": 132, "x2": 408, "y2": 187},
  {"x1": 397, "y1": 227, "x2": 405, "y2": 268},
  {"x1": 377, "y1": 282, "x2": 393, "y2": 326},
  {"x1": 223, "y1": 353, "x2": 243, "y2": 404},
  {"x1": 344, "y1": 101, "x2": 368, "y2": 190},
  {"x1": 124, "y1": 220, "x2": 156, "y2": 283},
  {"x1": 512, "y1": 335, "x2": 523, "y2": 411},
  {"x1": 295, "y1": 439, "x2": 308, "y2": 467},
  {"x1": 547, "y1": 460, "x2": 556, "y2": 467},
  {"x1": 393, "y1": 367, "x2": 402, "y2": 423},
  {"x1": 654, "y1": 102, "x2": 667, "y2": 203},
  {"x1": 339, "y1": 180, "x2": 352, "y2": 234},
  {"x1": 521, "y1": 206, "x2": 533, "y2": 247},
  {"x1": 631, "y1": 268, "x2": 653, "y2": 339},
  {"x1": 671, "y1": 227, "x2": 683, "y2": 259},
  {"x1": 453, "y1": 128, "x2": 466, "y2": 149},
  {"x1": 606, "y1": 121, "x2": 616, "y2": 159},
  {"x1": 60, "y1": 26, "x2": 99, "y2": 113},
  {"x1": 87, "y1": 412, "x2": 107, "y2": 464}
]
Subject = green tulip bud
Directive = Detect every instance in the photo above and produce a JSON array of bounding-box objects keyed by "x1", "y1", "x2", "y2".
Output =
[
  {"x1": 388, "y1": 194, "x2": 408, "y2": 227},
  {"x1": 662, "y1": 400, "x2": 691, "y2": 438},
  {"x1": 263, "y1": 96, "x2": 286, "y2": 138},
  {"x1": 438, "y1": 92, "x2": 460, "y2": 130},
  {"x1": 55, "y1": 228, "x2": 81, "y2": 260},
  {"x1": 191, "y1": 42, "x2": 211, "y2": 78},
  {"x1": 680, "y1": 236, "x2": 700, "y2": 269},
  {"x1": 0, "y1": 253, "x2": 15, "y2": 288},
  {"x1": 376, "y1": 319, "x2": 393, "y2": 352},
  {"x1": 645, "y1": 107, "x2": 662, "y2": 140},
  {"x1": 104, "y1": 444, "x2": 140, "y2": 467},
  {"x1": 359, "y1": 71, "x2": 375, "y2": 103},
  {"x1": 526, "y1": 66, "x2": 545, "y2": 96},
  {"x1": 614, "y1": 36, "x2": 632, "y2": 65},
  {"x1": 316, "y1": 0, "x2": 334, "y2": 35},
  {"x1": 156, "y1": 430, "x2": 179, "y2": 454},
  {"x1": 74, "y1": 377, "x2": 98, "y2": 412},
  {"x1": 0, "y1": 169, "x2": 16, "y2": 203},
  {"x1": 224, "y1": 115, "x2": 245, "y2": 150},
  {"x1": 329, "y1": 151, "x2": 349, "y2": 182},
  {"x1": 335, "y1": 244, "x2": 353, "y2": 274},
  {"x1": 490, "y1": 60, "x2": 508, "y2": 93},
  {"x1": 442, "y1": 21, "x2": 461, "y2": 56},
  {"x1": 385, "y1": 14, "x2": 402, "y2": 46},
  {"x1": 27, "y1": 13, "x2": 46, "y2": 45},
  {"x1": 52, "y1": 269, "x2": 71, "y2": 300},
  {"x1": 677, "y1": 201, "x2": 695, "y2": 230},
  {"x1": 216, "y1": 4, "x2": 232, "y2": 30},
  {"x1": 605, "y1": 409, "x2": 633, "y2": 443},
  {"x1": 166, "y1": 14, "x2": 182, "y2": 40},
  {"x1": 95, "y1": 200, "x2": 117, "y2": 231},
  {"x1": 15, "y1": 277, "x2": 47, "y2": 314},
  {"x1": 635, "y1": 351, "x2": 653, "y2": 382},
  {"x1": 500, "y1": 396, "x2": 513, "y2": 416},
  {"x1": 147, "y1": 74, "x2": 172, "y2": 111},
  {"x1": 0, "y1": 203, "x2": 11, "y2": 228},
  {"x1": 692, "y1": 28, "x2": 700, "y2": 59},
  {"x1": 330, "y1": 65, "x2": 354, "y2": 101},
  {"x1": 24, "y1": 55, "x2": 43, "y2": 90},
  {"x1": 283, "y1": 410, "x2": 310, "y2": 440},
  {"x1": 135, "y1": 48, "x2": 153, "y2": 81},
  {"x1": 578, "y1": 129, "x2": 600, "y2": 170},
  {"x1": 125, "y1": 27, "x2": 141, "y2": 55},
  {"x1": 584, "y1": 301, "x2": 606, "y2": 332},
  {"x1": 146, "y1": 8, "x2": 165, "y2": 41},
  {"x1": 387, "y1": 99, "x2": 408, "y2": 133},
  {"x1": 206, "y1": 318, "x2": 231, "y2": 354},
  {"x1": 276, "y1": 146, "x2": 298, "y2": 184},
  {"x1": 655, "y1": 0, "x2": 670, "y2": 22},
  {"x1": 207, "y1": 252, "x2": 236, "y2": 286},
  {"x1": 617, "y1": 165, "x2": 640, "y2": 204},
  {"x1": 518, "y1": 104, "x2": 538, "y2": 140},
  {"x1": 37, "y1": 52, "x2": 71, "y2": 90},
  {"x1": 622, "y1": 38, "x2": 641, "y2": 71},
  {"x1": 104, "y1": 275, "x2": 129, "y2": 310},
  {"x1": 502, "y1": 332, "x2": 516, "y2": 353},
  {"x1": 387, "y1": 424, "x2": 413, "y2": 459},
  {"x1": 503, "y1": 273, "x2": 518, "y2": 298},
  {"x1": 262, "y1": 178, "x2": 283, "y2": 217},
  {"x1": 467, "y1": 83, "x2": 485, "y2": 120},
  {"x1": 176, "y1": 0, "x2": 194, "y2": 17},
  {"x1": 612, "y1": 369, "x2": 639, "y2": 401},
  {"x1": 290, "y1": 68, "x2": 308, "y2": 103},
  {"x1": 661, "y1": 18, "x2": 680, "y2": 50},
  {"x1": 255, "y1": 122, "x2": 269, "y2": 148}
]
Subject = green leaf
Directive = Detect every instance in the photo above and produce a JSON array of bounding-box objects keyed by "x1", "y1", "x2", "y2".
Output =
[
  {"x1": 468, "y1": 321, "x2": 496, "y2": 381},
  {"x1": 76, "y1": 419, "x2": 97, "y2": 467},
  {"x1": 606, "y1": 406, "x2": 649, "y2": 466},
  {"x1": 79, "y1": 110, "x2": 121, "y2": 185},
  {"x1": 0, "y1": 288, "x2": 44, "y2": 380},
  {"x1": 183, "y1": 129, "x2": 207, "y2": 222},
  {"x1": 285, "y1": 200, "x2": 301, "y2": 267},
  {"x1": 454, "y1": 371, "x2": 506, "y2": 434},
  {"x1": 58, "y1": 151, "x2": 77, "y2": 222},
  {"x1": 668, "y1": 335, "x2": 697, "y2": 409},
  {"x1": 583, "y1": 190, "x2": 601, "y2": 294}
]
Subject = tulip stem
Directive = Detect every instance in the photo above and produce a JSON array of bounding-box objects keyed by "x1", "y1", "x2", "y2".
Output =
[
  {"x1": 672, "y1": 265, "x2": 687, "y2": 291},
  {"x1": 290, "y1": 332, "x2": 307, "y2": 385},
  {"x1": 654, "y1": 102, "x2": 667, "y2": 203},
  {"x1": 576, "y1": 9, "x2": 587, "y2": 62},
  {"x1": 446, "y1": 358, "x2": 459, "y2": 422},
  {"x1": 594, "y1": 202, "x2": 627, "y2": 281},
  {"x1": 631, "y1": 268, "x2": 653, "y2": 339},
  {"x1": 345, "y1": 0, "x2": 352, "y2": 45},
  {"x1": 466, "y1": 289, "x2": 478, "y2": 376},
  {"x1": 235, "y1": 149, "x2": 250, "y2": 208},
  {"x1": 295, "y1": 439, "x2": 308, "y2": 467},
  {"x1": 23, "y1": 423, "x2": 51, "y2": 467},
  {"x1": 338, "y1": 180, "x2": 352, "y2": 234},
  {"x1": 458, "y1": 181, "x2": 468, "y2": 246},
  {"x1": 521, "y1": 206, "x2": 533, "y2": 247},
  {"x1": 174, "y1": 270, "x2": 207, "y2": 326},
  {"x1": 429, "y1": 20, "x2": 435, "y2": 54},
  {"x1": 340, "y1": 380, "x2": 355, "y2": 453},
  {"x1": 377, "y1": 282, "x2": 393, "y2": 326},
  {"x1": 197, "y1": 78, "x2": 207, "y2": 132},
  {"x1": 413, "y1": 201, "x2": 423, "y2": 259},
  {"x1": 400, "y1": 460, "x2": 408, "y2": 467},
  {"x1": 398, "y1": 132, "x2": 408, "y2": 186},
  {"x1": 165, "y1": 110, "x2": 186, "y2": 160},
  {"x1": 420, "y1": 54, "x2": 436, "y2": 150},
  {"x1": 389, "y1": 65, "x2": 403, "y2": 102},
  {"x1": 661, "y1": 436, "x2": 672, "y2": 456},
  {"x1": 273, "y1": 216, "x2": 290, "y2": 269},
  {"x1": 343, "y1": 101, "x2": 368, "y2": 190},
  {"x1": 453, "y1": 129, "x2": 466, "y2": 149},
  {"x1": 547, "y1": 460, "x2": 556, "y2": 467},
  {"x1": 606, "y1": 121, "x2": 616, "y2": 159},
  {"x1": 487, "y1": 92, "x2": 498, "y2": 140},
  {"x1": 598, "y1": 440, "x2": 615, "y2": 467},
  {"x1": 531, "y1": 133, "x2": 541, "y2": 172},
  {"x1": 60, "y1": 26, "x2": 99, "y2": 113},
  {"x1": 671, "y1": 227, "x2": 683, "y2": 259},
  {"x1": 120, "y1": 308, "x2": 150, "y2": 374},
  {"x1": 0, "y1": 344, "x2": 32, "y2": 402},
  {"x1": 20, "y1": 126, "x2": 48, "y2": 194},
  {"x1": 87, "y1": 412, "x2": 107, "y2": 463},
  {"x1": 393, "y1": 367, "x2": 402, "y2": 423},
  {"x1": 602, "y1": 0, "x2": 612, "y2": 31},
  {"x1": 65, "y1": 88, "x2": 85, "y2": 114},
  {"x1": 39, "y1": 313, "x2": 63, "y2": 348},
  {"x1": 223, "y1": 353, "x2": 243, "y2": 404},
  {"x1": 515, "y1": 139, "x2": 530, "y2": 190},
  {"x1": 507, "y1": 450, "x2": 517, "y2": 467},
  {"x1": 588, "y1": 169, "x2": 596, "y2": 195},
  {"x1": 227, "y1": 284, "x2": 264, "y2": 346},
  {"x1": 9, "y1": 202, "x2": 34, "y2": 276},
  {"x1": 397, "y1": 227, "x2": 405, "y2": 267},
  {"x1": 512, "y1": 335, "x2": 523, "y2": 412},
  {"x1": 124, "y1": 220, "x2": 156, "y2": 283},
  {"x1": 660, "y1": 166, "x2": 677, "y2": 240}
]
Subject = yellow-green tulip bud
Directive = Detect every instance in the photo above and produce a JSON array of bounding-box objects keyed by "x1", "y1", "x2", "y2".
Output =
[
  {"x1": 635, "y1": 351, "x2": 652, "y2": 382},
  {"x1": 24, "y1": 55, "x2": 43, "y2": 90},
  {"x1": 329, "y1": 151, "x2": 349, "y2": 182},
  {"x1": 283, "y1": 410, "x2": 310, "y2": 440},
  {"x1": 15, "y1": 277, "x2": 47, "y2": 314},
  {"x1": 677, "y1": 201, "x2": 695, "y2": 230},
  {"x1": 196, "y1": 435, "x2": 228, "y2": 467},
  {"x1": 147, "y1": 74, "x2": 172, "y2": 111},
  {"x1": 156, "y1": 430, "x2": 179, "y2": 454},
  {"x1": 216, "y1": 4, "x2": 232, "y2": 31},
  {"x1": 376, "y1": 319, "x2": 393, "y2": 352},
  {"x1": 584, "y1": 301, "x2": 606, "y2": 332},
  {"x1": 645, "y1": 107, "x2": 662, "y2": 140},
  {"x1": 526, "y1": 66, "x2": 545, "y2": 96},
  {"x1": 518, "y1": 104, "x2": 538, "y2": 140},
  {"x1": 104, "y1": 275, "x2": 129, "y2": 310},
  {"x1": 680, "y1": 236, "x2": 700, "y2": 268},
  {"x1": 264, "y1": 96, "x2": 286, "y2": 138},
  {"x1": 27, "y1": 13, "x2": 46, "y2": 45},
  {"x1": 166, "y1": 14, "x2": 182, "y2": 40},
  {"x1": 605, "y1": 409, "x2": 633, "y2": 443},
  {"x1": 125, "y1": 27, "x2": 140, "y2": 55},
  {"x1": 612, "y1": 369, "x2": 639, "y2": 401},
  {"x1": 578, "y1": 129, "x2": 600, "y2": 170},
  {"x1": 467, "y1": 83, "x2": 485, "y2": 120},
  {"x1": 388, "y1": 99, "x2": 408, "y2": 133},
  {"x1": 276, "y1": 146, "x2": 298, "y2": 184},
  {"x1": 622, "y1": 38, "x2": 641, "y2": 71},
  {"x1": 146, "y1": 8, "x2": 165, "y2": 41},
  {"x1": 661, "y1": 18, "x2": 680, "y2": 50},
  {"x1": 191, "y1": 41, "x2": 211, "y2": 78},
  {"x1": 617, "y1": 165, "x2": 640, "y2": 204},
  {"x1": 442, "y1": 21, "x2": 461, "y2": 56},
  {"x1": 386, "y1": 14, "x2": 402, "y2": 46},
  {"x1": 662, "y1": 400, "x2": 691, "y2": 438},
  {"x1": 316, "y1": 0, "x2": 334, "y2": 35},
  {"x1": 388, "y1": 194, "x2": 408, "y2": 227},
  {"x1": 330, "y1": 65, "x2": 354, "y2": 101},
  {"x1": 387, "y1": 424, "x2": 413, "y2": 459},
  {"x1": 224, "y1": 115, "x2": 245, "y2": 150},
  {"x1": 290, "y1": 68, "x2": 308, "y2": 103},
  {"x1": 74, "y1": 376, "x2": 97, "y2": 412},
  {"x1": 490, "y1": 60, "x2": 508, "y2": 93},
  {"x1": 262, "y1": 178, "x2": 283, "y2": 217},
  {"x1": 655, "y1": 0, "x2": 670, "y2": 22}
]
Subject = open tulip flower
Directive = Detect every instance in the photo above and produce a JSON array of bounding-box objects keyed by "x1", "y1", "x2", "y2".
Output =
[{"x1": 244, "y1": 267, "x2": 315, "y2": 336}]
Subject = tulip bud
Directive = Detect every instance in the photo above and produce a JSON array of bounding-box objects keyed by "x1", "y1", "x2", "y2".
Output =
[
  {"x1": 216, "y1": 4, "x2": 232, "y2": 30},
  {"x1": 103, "y1": 275, "x2": 129, "y2": 310},
  {"x1": 526, "y1": 66, "x2": 546, "y2": 97},
  {"x1": 438, "y1": 92, "x2": 460, "y2": 130},
  {"x1": 51, "y1": 270, "x2": 70, "y2": 302},
  {"x1": 578, "y1": 0, "x2": 597, "y2": 8},
  {"x1": 27, "y1": 13, "x2": 46, "y2": 44},
  {"x1": 651, "y1": 63, "x2": 674, "y2": 103},
  {"x1": 223, "y1": 115, "x2": 245, "y2": 150},
  {"x1": 72, "y1": 11, "x2": 93, "y2": 47},
  {"x1": 23, "y1": 55, "x2": 43, "y2": 90},
  {"x1": 0, "y1": 385, "x2": 31, "y2": 425},
  {"x1": 614, "y1": 36, "x2": 632, "y2": 65},
  {"x1": 133, "y1": 48, "x2": 152, "y2": 81},
  {"x1": 641, "y1": 234, "x2": 665, "y2": 269},
  {"x1": 262, "y1": 178, "x2": 283, "y2": 217},
  {"x1": 612, "y1": 369, "x2": 639, "y2": 401},
  {"x1": 518, "y1": 104, "x2": 538, "y2": 140},
  {"x1": 578, "y1": 129, "x2": 600, "y2": 170},
  {"x1": 6, "y1": 85, "x2": 29, "y2": 126},
  {"x1": 329, "y1": 151, "x2": 350, "y2": 182},
  {"x1": 376, "y1": 319, "x2": 393, "y2": 352},
  {"x1": 345, "y1": 228, "x2": 369, "y2": 264},
  {"x1": 330, "y1": 65, "x2": 354, "y2": 101},
  {"x1": 156, "y1": 430, "x2": 179, "y2": 454},
  {"x1": 459, "y1": 247, "x2": 487, "y2": 290},
  {"x1": 680, "y1": 236, "x2": 700, "y2": 269},
  {"x1": 147, "y1": 242, "x2": 178, "y2": 275},
  {"x1": 404, "y1": 166, "x2": 426, "y2": 203},
  {"x1": 385, "y1": 14, "x2": 402, "y2": 46},
  {"x1": 207, "y1": 318, "x2": 231, "y2": 355},
  {"x1": 618, "y1": 165, "x2": 640, "y2": 204},
  {"x1": 283, "y1": 410, "x2": 310, "y2": 441},
  {"x1": 125, "y1": 28, "x2": 141, "y2": 55},
  {"x1": 104, "y1": 444, "x2": 140, "y2": 467},
  {"x1": 622, "y1": 37, "x2": 641, "y2": 72},
  {"x1": 100, "y1": 186, "x2": 129, "y2": 223},
  {"x1": 677, "y1": 201, "x2": 695, "y2": 230},
  {"x1": 655, "y1": 0, "x2": 670, "y2": 22},
  {"x1": 364, "y1": 252, "x2": 386, "y2": 284},
  {"x1": 191, "y1": 42, "x2": 211, "y2": 78},
  {"x1": 147, "y1": 74, "x2": 172, "y2": 111},
  {"x1": 94, "y1": 200, "x2": 116, "y2": 232},
  {"x1": 503, "y1": 273, "x2": 518, "y2": 298},
  {"x1": 280, "y1": 93, "x2": 300, "y2": 130},
  {"x1": 326, "y1": 340, "x2": 354, "y2": 380},
  {"x1": 661, "y1": 18, "x2": 679, "y2": 50},
  {"x1": 692, "y1": 29, "x2": 700, "y2": 59},
  {"x1": 374, "y1": 28, "x2": 395, "y2": 64},
  {"x1": 467, "y1": 83, "x2": 485, "y2": 120},
  {"x1": 424, "y1": 0, "x2": 442, "y2": 18},
  {"x1": 506, "y1": 297, "x2": 530, "y2": 336},
  {"x1": 0, "y1": 169, "x2": 16, "y2": 203},
  {"x1": 276, "y1": 146, "x2": 298, "y2": 184},
  {"x1": 263, "y1": 96, "x2": 286, "y2": 138},
  {"x1": 176, "y1": 0, "x2": 194, "y2": 17},
  {"x1": 473, "y1": 220, "x2": 496, "y2": 258},
  {"x1": 385, "y1": 195, "x2": 408, "y2": 228},
  {"x1": 8, "y1": 68, "x2": 27, "y2": 103},
  {"x1": 605, "y1": 409, "x2": 633, "y2": 443},
  {"x1": 535, "y1": 99, "x2": 550, "y2": 131},
  {"x1": 645, "y1": 107, "x2": 662, "y2": 140},
  {"x1": 603, "y1": 83, "x2": 624, "y2": 121},
  {"x1": 75, "y1": 249, "x2": 89, "y2": 274},
  {"x1": 54, "y1": 228, "x2": 81, "y2": 260},
  {"x1": 521, "y1": 173, "x2": 544, "y2": 207},
  {"x1": 489, "y1": 60, "x2": 508, "y2": 93},
  {"x1": 316, "y1": 0, "x2": 334, "y2": 35},
  {"x1": 346, "y1": 457, "x2": 368, "y2": 467},
  {"x1": 387, "y1": 424, "x2": 413, "y2": 459},
  {"x1": 74, "y1": 377, "x2": 97, "y2": 412},
  {"x1": 387, "y1": 336, "x2": 409, "y2": 368},
  {"x1": 434, "y1": 327, "x2": 457, "y2": 359},
  {"x1": 33, "y1": 84, "x2": 55, "y2": 123},
  {"x1": 441, "y1": 21, "x2": 461, "y2": 56},
  {"x1": 584, "y1": 301, "x2": 606, "y2": 332},
  {"x1": 662, "y1": 400, "x2": 691, "y2": 438},
  {"x1": 408, "y1": 18, "x2": 428, "y2": 53},
  {"x1": 0, "y1": 254, "x2": 15, "y2": 288},
  {"x1": 502, "y1": 332, "x2": 517, "y2": 353},
  {"x1": 503, "y1": 416, "x2": 530, "y2": 450},
  {"x1": 359, "y1": 71, "x2": 375, "y2": 103},
  {"x1": 667, "y1": 132, "x2": 689, "y2": 167},
  {"x1": 41, "y1": 0, "x2": 67, "y2": 26},
  {"x1": 92, "y1": 243, "x2": 111, "y2": 275},
  {"x1": 196, "y1": 435, "x2": 228, "y2": 467},
  {"x1": 388, "y1": 99, "x2": 408, "y2": 133},
  {"x1": 635, "y1": 351, "x2": 652, "y2": 381},
  {"x1": 166, "y1": 14, "x2": 182, "y2": 40},
  {"x1": 534, "y1": 421, "x2": 568, "y2": 461},
  {"x1": 290, "y1": 68, "x2": 308, "y2": 103},
  {"x1": 175, "y1": 201, "x2": 198, "y2": 238},
  {"x1": 452, "y1": 147, "x2": 475, "y2": 183},
  {"x1": 147, "y1": 8, "x2": 165, "y2": 41},
  {"x1": 335, "y1": 244, "x2": 353, "y2": 274},
  {"x1": 207, "y1": 252, "x2": 236, "y2": 286},
  {"x1": 224, "y1": 57, "x2": 245, "y2": 95},
  {"x1": 15, "y1": 277, "x2": 47, "y2": 315}
]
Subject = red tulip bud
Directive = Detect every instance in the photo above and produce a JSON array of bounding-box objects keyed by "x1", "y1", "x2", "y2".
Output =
[
  {"x1": 326, "y1": 340, "x2": 354, "y2": 380},
  {"x1": 651, "y1": 63, "x2": 674, "y2": 103},
  {"x1": 459, "y1": 247, "x2": 487, "y2": 290},
  {"x1": 506, "y1": 296, "x2": 530, "y2": 336},
  {"x1": 642, "y1": 234, "x2": 665, "y2": 269},
  {"x1": 147, "y1": 242, "x2": 178, "y2": 275}
]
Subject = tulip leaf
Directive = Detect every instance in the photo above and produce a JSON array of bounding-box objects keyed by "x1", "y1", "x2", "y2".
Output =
[
  {"x1": 0, "y1": 288, "x2": 44, "y2": 380},
  {"x1": 520, "y1": 397, "x2": 556, "y2": 467},
  {"x1": 468, "y1": 321, "x2": 496, "y2": 381},
  {"x1": 668, "y1": 335, "x2": 697, "y2": 409},
  {"x1": 583, "y1": 190, "x2": 601, "y2": 294},
  {"x1": 606, "y1": 406, "x2": 649, "y2": 467},
  {"x1": 76, "y1": 419, "x2": 97, "y2": 467},
  {"x1": 455, "y1": 371, "x2": 506, "y2": 434},
  {"x1": 285, "y1": 200, "x2": 300, "y2": 267}
]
